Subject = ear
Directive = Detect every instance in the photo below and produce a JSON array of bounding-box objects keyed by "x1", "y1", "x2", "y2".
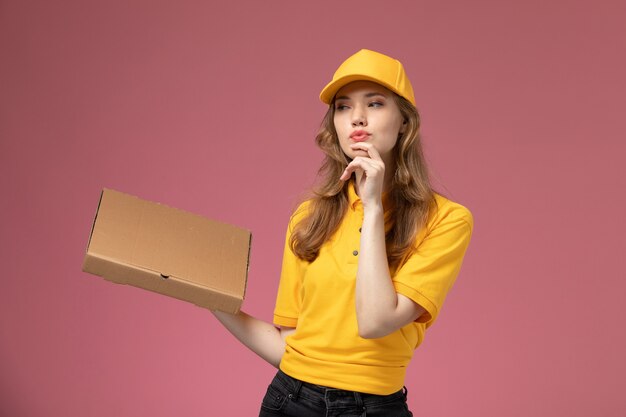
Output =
[{"x1": 399, "y1": 120, "x2": 407, "y2": 134}]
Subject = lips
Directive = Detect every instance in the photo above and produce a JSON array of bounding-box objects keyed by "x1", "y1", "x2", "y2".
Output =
[{"x1": 350, "y1": 130, "x2": 370, "y2": 142}]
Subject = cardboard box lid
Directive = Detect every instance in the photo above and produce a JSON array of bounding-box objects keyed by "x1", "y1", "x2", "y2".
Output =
[{"x1": 83, "y1": 189, "x2": 251, "y2": 312}]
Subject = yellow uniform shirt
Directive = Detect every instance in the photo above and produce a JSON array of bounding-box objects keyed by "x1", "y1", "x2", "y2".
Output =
[{"x1": 273, "y1": 184, "x2": 473, "y2": 395}]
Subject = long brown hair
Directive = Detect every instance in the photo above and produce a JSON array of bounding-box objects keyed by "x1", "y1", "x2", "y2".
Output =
[{"x1": 290, "y1": 92, "x2": 436, "y2": 271}]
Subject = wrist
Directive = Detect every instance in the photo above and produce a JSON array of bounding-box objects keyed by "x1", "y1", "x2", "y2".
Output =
[
  {"x1": 363, "y1": 197, "x2": 384, "y2": 210},
  {"x1": 362, "y1": 203, "x2": 384, "y2": 220}
]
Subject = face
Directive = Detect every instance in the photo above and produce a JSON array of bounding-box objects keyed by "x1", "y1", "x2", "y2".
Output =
[{"x1": 333, "y1": 80, "x2": 406, "y2": 165}]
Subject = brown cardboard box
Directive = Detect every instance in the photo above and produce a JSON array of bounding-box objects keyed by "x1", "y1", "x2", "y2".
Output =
[{"x1": 82, "y1": 189, "x2": 251, "y2": 314}]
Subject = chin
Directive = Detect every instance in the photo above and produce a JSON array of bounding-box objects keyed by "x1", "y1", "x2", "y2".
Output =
[{"x1": 342, "y1": 148, "x2": 369, "y2": 161}]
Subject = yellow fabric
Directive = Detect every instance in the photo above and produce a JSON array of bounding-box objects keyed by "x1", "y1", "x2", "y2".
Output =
[
  {"x1": 319, "y1": 49, "x2": 416, "y2": 105},
  {"x1": 273, "y1": 184, "x2": 473, "y2": 395}
]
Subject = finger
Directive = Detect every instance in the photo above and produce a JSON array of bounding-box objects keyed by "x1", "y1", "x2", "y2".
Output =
[
  {"x1": 350, "y1": 156, "x2": 383, "y2": 172},
  {"x1": 340, "y1": 162, "x2": 363, "y2": 181},
  {"x1": 340, "y1": 160, "x2": 367, "y2": 181},
  {"x1": 340, "y1": 158, "x2": 382, "y2": 181},
  {"x1": 349, "y1": 142, "x2": 383, "y2": 161}
]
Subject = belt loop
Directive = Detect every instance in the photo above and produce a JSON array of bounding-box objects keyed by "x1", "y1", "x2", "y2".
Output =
[
  {"x1": 289, "y1": 378, "x2": 303, "y2": 401},
  {"x1": 354, "y1": 391, "x2": 366, "y2": 416}
]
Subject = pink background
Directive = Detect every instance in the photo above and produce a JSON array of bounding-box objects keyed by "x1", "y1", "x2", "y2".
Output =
[{"x1": 1, "y1": 1, "x2": 625, "y2": 416}]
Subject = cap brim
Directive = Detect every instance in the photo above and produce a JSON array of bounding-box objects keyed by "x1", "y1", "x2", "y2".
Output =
[{"x1": 319, "y1": 74, "x2": 401, "y2": 105}]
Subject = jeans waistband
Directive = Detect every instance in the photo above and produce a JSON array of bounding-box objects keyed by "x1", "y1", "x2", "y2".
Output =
[{"x1": 275, "y1": 369, "x2": 407, "y2": 402}]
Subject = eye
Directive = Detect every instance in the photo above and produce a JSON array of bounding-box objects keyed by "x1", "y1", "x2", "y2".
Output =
[
  {"x1": 368, "y1": 101, "x2": 384, "y2": 108},
  {"x1": 335, "y1": 103, "x2": 349, "y2": 111}
]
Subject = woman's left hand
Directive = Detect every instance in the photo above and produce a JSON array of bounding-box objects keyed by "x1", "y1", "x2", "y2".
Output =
[{"x1": 339, "y1": 142, "x2": 385, "y2": 209}]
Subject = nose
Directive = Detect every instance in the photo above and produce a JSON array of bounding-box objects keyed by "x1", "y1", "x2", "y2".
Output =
[{"x1": 351, "y1": 105, "x2": 367, "y2": 127}]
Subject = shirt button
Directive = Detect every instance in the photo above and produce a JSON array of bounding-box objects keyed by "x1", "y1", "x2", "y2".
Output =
[
  {"x1": 352, "y1": 250, "x2": 358, "y2": 256},
  {"x1": 359, "y1": 227, "x2": 362, "y2": 233}
]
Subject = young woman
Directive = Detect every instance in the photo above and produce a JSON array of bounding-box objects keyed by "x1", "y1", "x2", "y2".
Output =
[{"x1": 212, "y1": 49, "x2": 473, "y2": 417}]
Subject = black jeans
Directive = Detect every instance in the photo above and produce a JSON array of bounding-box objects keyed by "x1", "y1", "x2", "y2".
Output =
[{"x1": 259, "y1": 370, "x2": 413, "y2": 417}]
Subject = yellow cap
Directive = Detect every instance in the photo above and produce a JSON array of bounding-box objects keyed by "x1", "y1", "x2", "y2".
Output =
[{"x1": 319, "y1": 49, "x2": 415, "y2": 106}]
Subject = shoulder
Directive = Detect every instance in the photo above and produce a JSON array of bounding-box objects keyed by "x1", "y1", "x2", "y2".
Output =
[
  {"x1": 426, "y1": 193, "x2": 473, "y2": 234},
  {"x1": 287, "y1": 199, "x2": 314, "y2": 231}
]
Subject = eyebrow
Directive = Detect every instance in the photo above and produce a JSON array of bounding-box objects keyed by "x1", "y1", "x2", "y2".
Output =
[{"x1": 335, "y1": 92, "x2": 388, "y2": 101}]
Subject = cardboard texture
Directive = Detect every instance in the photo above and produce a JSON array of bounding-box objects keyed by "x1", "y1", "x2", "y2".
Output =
[{"x1": 82, "y1": 189, "x2": 251, "y2": 314}]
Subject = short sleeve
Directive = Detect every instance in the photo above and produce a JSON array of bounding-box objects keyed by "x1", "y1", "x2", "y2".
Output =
[
  {"x1": 393, "y1": 198, "x2": 473, "y2": 328},
  {"x1": 273, "y1": 202, "x2": 310, "y2": 328}
]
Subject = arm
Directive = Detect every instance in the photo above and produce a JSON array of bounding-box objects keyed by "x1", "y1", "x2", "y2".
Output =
[
  {"x1": 211, "y1": 310, "x2": 295, "y2": 368},
  {"x1": 341, "y1": 143, "x2": 425, "y2": 339},
  {"x1": 356, "y1": 203, "x2": 425, "y2": 338},
  {"x1": 215, "y1": 205, "x2": 303, "y2": 364}
]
